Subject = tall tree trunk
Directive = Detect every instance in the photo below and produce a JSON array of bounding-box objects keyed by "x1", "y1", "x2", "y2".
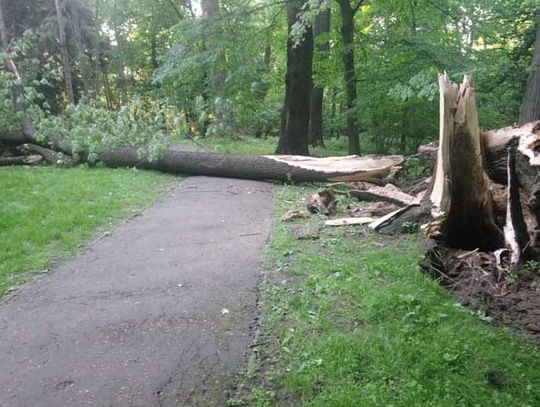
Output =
[
  {"x1": 337, "y1": 0, "x2": 360, "y2": 155},
  {"x1": 520, "y1": 8, "x2": 540, "y2": 125},
  {"x1": 0, "y1": 0, "x2": 35, "y2": 137},
  {"x1": 112, "y1": 0, "x2": 129, "y2": 105},
  {"x1": 54, "y1": 0, "x2": 75, "y2": 104},
  {"x1": 201, "y1": 0, "x2": 227, "y2": 130},
  {"x1": 150, "y1": 32, "x2": 159, "y2": 70},
  {"x1": 309, "y1": 5, "x2": 330, "y2": 148},
  {"x1": 276, "y1": 0, "x2": 313, "y2": 155},
  {"x1": 0, "y1": 0, "x2": 8, "y2": 50}
]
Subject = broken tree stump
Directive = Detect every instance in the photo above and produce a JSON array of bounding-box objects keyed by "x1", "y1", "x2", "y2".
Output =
[{"x1": 425, "y1": 74, "x2": 504, "y2": 251}]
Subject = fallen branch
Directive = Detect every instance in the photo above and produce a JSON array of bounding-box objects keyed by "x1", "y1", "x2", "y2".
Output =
[
  {"x1": 369, "y1": 204, "x2": 420, "y2": 231},
  {"x1": 0, "y1": 155, "x2": 43, "y2": 166},
  {"x1": 22, "y1": 144, "x2": 64, "y2": 165},
  {"x1": 349, "y1": 184, "x2": 418, "y2": 207}
]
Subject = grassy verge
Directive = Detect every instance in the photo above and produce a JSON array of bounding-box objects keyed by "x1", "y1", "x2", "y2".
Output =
[
  {"x1": 178, "y1": 135, "x2": 349, "y2": 157},
  {"x1": 230, "y1": 183, "x2": 540, "y2": 406},
  {"x1": 0, "y1": 165, "x2": 173, "y2": 297}
]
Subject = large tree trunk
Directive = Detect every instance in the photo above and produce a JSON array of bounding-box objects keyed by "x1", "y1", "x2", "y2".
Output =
[
  {"x1": 425, "y1": 74, "x2": 504, "y2": 251},
  {"x1": 520, "y1": 8, "x2": 540, "y2": 125},
  {"x1": 309, "y1": 5, "x2": 330, "y2": 148},
  {"x1": 54, "y1": 0, "x2": 76, "y2": 104},
  {"x1": 100, "y1": 149, "x2": 403, "y2": 183},
  {"x1": 0, "y1": 126, "x2": 404, "y2": 183},
  {"x1": 276, "y1": 0, "x2": 313, "y2": 155},
  {"x1": 337, "y1": 0, "x2": 360, "y2": 155}
]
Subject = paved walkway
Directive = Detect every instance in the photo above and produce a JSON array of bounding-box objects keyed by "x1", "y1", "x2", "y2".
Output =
[{"x1": 0, "y1": 176, "x2": 273, "y2": 406}]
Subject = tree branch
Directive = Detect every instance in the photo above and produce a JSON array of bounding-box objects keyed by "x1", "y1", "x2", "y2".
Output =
[{"x1": 352, "y1": 0, "x2": 364, "y2": 16}]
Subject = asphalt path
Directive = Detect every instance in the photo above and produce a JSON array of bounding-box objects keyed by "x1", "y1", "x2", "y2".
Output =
[{"x1": 0, "y1": 176, "x2": 273, "y2": 406}]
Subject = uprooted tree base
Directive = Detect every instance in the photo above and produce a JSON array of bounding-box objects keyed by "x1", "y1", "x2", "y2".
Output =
[
  {"x1": 415, "y1": 75, "x2": 540, "y2": 341},
  {"x1": 290, "y1": 74, "x2": 540, "y2": 341},
  {"x1": 422, "y1": 245, "x2": 540, "y2": 341}
]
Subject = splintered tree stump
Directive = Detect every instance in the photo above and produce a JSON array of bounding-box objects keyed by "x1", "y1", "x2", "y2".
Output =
[{"x1": 426, "y1": 74, "x2": 504, "y2": 251}]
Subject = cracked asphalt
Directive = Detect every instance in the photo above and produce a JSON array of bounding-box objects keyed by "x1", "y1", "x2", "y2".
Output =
[{"x1": 0, "y1": 176, "x2": 273, "y2": 406}]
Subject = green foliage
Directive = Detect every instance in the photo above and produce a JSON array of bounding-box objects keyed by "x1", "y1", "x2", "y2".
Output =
[
  {"x1": 28, "y1": 99, "x2": 171, "y2": 161},
  {"x1": 0, "y1": 166, "x2": 173, "y2": 298},
  {"x1": 524, "y1": 260, "x2": 539, "y2": 272},
  {"x1": 1, "y1": 0, "x2": 539, "y2": 156}
]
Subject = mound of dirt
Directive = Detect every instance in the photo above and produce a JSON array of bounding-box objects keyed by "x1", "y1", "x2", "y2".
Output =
[{"x1": 422, "y1": 245, "x2": 540, "y2": 341}]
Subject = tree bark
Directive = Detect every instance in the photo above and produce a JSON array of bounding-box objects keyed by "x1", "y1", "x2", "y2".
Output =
[
  {"x1": 99, "y1": 149, "x2": 403, "y2": 183},
  {"x1": 0, "y1": 130, "x2": 404, "y2": 183},
  {"x1": 54, "y1": 0, "x2": 76, "y2": 104},
  {"x1": 309, "y1": 5, "x2": 330, "y2": 147},
  {"x1": 504, "y1": 143, "x2": 531, "y2": 267},
  {"x1": 337, "y1": 0, "x2": 360, "y2": 155},
  {"x1": 276, "y1": 0, "x2": 313, "y2": 155},
  {"x1": 201, "y1": 0, "x2": 228, "y2": 130},
  {"x1": 520, "y1": 8, "x2": 540, "y2": 125}
]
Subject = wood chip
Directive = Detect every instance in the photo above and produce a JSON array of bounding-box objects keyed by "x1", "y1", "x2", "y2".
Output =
[{"x1": 287, "y1": 224, "x2": 320, "y2": 240}]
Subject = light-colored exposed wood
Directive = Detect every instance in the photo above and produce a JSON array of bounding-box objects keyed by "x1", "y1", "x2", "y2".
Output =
[
  {"x1": 425, "y1": 74, "x2": 504, "y2": 250},
  {"x1": 325, "y1": 217, "x2": 375, "y2": 227},
  {"x1": 349, "y1": 184, "x2": 419, "y2": 206},
  {"x1": 266, "y1": 155, "x2": 404, "y2": 183},
  {"x1": 369, "y1": 205, "x2": 419, "y2": 231}
]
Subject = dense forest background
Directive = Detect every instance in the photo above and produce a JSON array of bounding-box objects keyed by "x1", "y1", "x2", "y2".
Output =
[{"x1": 1, "y1": 0, "x2": 539, "y2": 158}]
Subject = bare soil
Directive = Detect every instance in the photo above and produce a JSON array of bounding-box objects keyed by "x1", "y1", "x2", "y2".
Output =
[{"x1": 422, "y1": 245, "x2": 540, "y2": 342}]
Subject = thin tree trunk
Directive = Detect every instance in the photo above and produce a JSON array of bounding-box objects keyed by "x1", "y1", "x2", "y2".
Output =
[
  {"x1": 201, "y1": 0, "x2": 227, "y2": 129},
  {"x1": 309, "y1": 5, "x2": 330, "y2": 147},
  {"x1": 112, "y1": 0, "x2": 129, "y2": 104},
  {"x1": 263, "y1": 45, "x2": 271, "y2": 66},
  {"x1": 276, "y1": 0, "x2": 313, "y2": 155},
  {"x1": 54, "y1": 0, "x2": 75, "y2": 104},
  {"x1": 0, "y1": 0, "x2": 36, "y2": 138},
  {"x1": 0, "y1": 0, "x2": 8, "y2": 50},
  {"x1": 337, "y1": 0, "x2": 360, "y2": 155},
  {"x1": 520, "y1": 8, "x2": 540, "y2": 125}
]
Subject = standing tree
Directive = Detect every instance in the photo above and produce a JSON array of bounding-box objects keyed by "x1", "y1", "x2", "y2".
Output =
[
  {"x1": 520, "y1": 7, "x2": 540, "y2": 125},
  {"x1": 54, "y1": 0, "x2": 75, "y2": 104},
  {"x1": 309, "y1": 3, "x2": 330, "y2": 147},
  {"x1": 337, "y1": 0, "x2": 362, "y2": 155},
  {"x1": 276, "y1": 0, "x2": 314, "y2": 155}
]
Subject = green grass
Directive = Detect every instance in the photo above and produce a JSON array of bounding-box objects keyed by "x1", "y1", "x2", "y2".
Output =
[
  {"x1": 178, "y1": 135, "x2": 350, "y2": 157},
  {"x1": 231, "y1": 184, "x2": 540, "y2": 407},
  {"x1": 0, "y1": 165, "x2": 173, "y2": 297}
]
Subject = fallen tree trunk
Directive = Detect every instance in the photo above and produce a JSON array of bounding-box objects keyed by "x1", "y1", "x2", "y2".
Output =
[
  {"x1": 99, "y1": 148, "x2": 404, "y2": 183},
  {"x1": 0, "y1": 126, "x2": 404, "y2": 183},
  {"x1": 482, "y1": 120, "x2": 540, "y2": 184},
  {"x1": 419, "y1": 121, "x2": 540, "y2": 186}
]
